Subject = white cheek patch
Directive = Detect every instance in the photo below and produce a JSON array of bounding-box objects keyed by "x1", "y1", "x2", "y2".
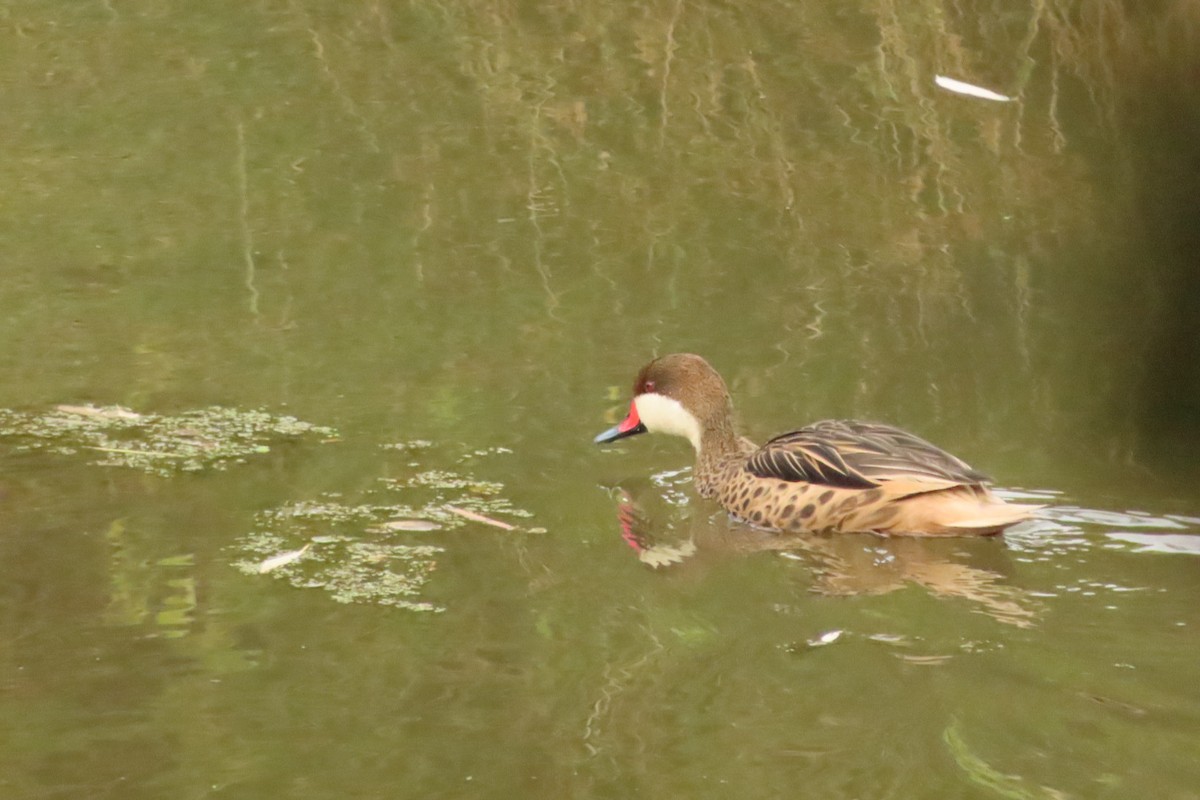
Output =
[{"x1": 633, "y1": 392, "x2": 703, "y2": 452}]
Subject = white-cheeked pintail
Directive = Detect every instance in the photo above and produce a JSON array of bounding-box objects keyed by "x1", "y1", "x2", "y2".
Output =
[{"x1": 595, "y1": 353, "x2": 1039, "y2": 536}]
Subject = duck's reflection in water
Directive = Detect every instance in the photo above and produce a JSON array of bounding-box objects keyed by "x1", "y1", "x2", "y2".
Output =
[{"x1": 608, "y1": 481, "x2": 1038, "y2": 628}]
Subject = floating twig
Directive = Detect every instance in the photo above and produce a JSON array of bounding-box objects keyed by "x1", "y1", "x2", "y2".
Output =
[
  {"x1": 56, "y1": 404, "x2": 142, "y2": 420},
  {"x1": 377, "y1": 519, "x2": 442, "y2": 532},
  {"x1": 445, "y1": 505, "x2": 516, "y2": 530}
]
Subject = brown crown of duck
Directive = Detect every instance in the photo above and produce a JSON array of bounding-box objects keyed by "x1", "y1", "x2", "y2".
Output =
[{"x1": 596, "y1": 353, "x2": 1039, "y2": 536}]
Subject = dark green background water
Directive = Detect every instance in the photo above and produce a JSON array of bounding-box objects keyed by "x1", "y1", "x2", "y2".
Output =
[{"x1": 3, "y1": 2, "x2": 1199, "y2": 798}]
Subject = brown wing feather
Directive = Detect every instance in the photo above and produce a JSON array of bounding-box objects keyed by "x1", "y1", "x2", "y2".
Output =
[{"x1": 746, "y1": 420, "x2": 989, "y2": 489}]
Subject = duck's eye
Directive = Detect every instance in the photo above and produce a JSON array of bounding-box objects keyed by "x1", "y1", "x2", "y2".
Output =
[{"x1": 643, "y1": 380, "x2": 656, "y2": 392}]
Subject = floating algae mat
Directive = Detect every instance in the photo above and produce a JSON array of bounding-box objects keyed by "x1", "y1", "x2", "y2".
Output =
[
  {"x1": 235, "y1": 524, "x2": 445, "y2": 613},
  {"x1": 232, "y1": 440, "x2": 539, "y2": 613},
  {"x1": 0, "y1": 404, "x2": 337, "y2": 475}
]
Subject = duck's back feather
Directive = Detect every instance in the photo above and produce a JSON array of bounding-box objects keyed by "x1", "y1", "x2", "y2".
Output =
[{"x1": 746, "y1": 420, "x2": 990, "y2": 491}]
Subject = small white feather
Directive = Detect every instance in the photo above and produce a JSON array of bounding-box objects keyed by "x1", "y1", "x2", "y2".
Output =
[
  {"x1": 934, "y1": 75, "x2": 1012, "y2": 103},
  {"x1": 808, "y1": 629, "x2": 844, "y2": 647},
  {"x1": 258, "y1": 543, "x2": 311, "y2": 573}
]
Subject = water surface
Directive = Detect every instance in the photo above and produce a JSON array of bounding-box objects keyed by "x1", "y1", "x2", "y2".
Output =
[{"x1": 2, "y1": 2, "x2": 1199, "y2": 798}]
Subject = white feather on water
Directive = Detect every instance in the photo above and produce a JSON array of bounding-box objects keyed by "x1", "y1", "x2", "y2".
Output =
[
  {"x1": 934, "y1": 75, "x2": 1013, "y2": 102},
  {"x1": 808, "y1": 629, "x2": 844, "y2": 647},
  {"x1": 258, "y1": 543, "x2": 311, "y2": 573}
]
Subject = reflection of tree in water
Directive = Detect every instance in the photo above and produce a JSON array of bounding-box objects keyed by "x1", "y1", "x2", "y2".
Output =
[
  {"x1": 1111, "y1": 4, "x2": 1200, "y2": 464},
  {"x1": 421, "y1": 0, "x2": 1200, "y2": 479}
]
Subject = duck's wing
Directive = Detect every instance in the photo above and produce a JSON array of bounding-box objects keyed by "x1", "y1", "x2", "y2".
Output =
[{"x1": 745, "y1": 420, "x2": 990, "y2": 490}]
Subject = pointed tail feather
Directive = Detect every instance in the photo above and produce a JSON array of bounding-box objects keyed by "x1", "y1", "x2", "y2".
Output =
[{"x1": 942, "y1": 503, "x2": 1043, "y2": 534}]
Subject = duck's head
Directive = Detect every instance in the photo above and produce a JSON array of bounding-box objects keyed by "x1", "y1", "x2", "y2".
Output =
[{"x1": 594, "y1": 353, "x2": 733, "y2": 453}]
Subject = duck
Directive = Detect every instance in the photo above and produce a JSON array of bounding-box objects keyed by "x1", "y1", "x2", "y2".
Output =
[{"x1": 594, "y1": 353, "x2": 1039, "y2": 536}]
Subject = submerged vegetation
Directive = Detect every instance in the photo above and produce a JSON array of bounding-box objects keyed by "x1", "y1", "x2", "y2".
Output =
[{"x1": 943, "y1": 720, "x2": 1063, "y2": 800}]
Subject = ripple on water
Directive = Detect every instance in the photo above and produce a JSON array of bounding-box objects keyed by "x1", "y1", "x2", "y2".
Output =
[{"x1": 1105, "y1": 533, "x2": 1200, "y2": 555}]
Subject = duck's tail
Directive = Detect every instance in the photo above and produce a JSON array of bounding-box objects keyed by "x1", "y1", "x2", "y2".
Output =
[
  {"x1": 869, "y1": 485, "x2": 1043, "y2": 536},
  {"x1": 939, "y1": 502, "x2": 1043, "y2": 536}
]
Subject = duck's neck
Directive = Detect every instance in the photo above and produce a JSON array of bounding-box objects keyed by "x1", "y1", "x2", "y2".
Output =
[{"x1": 693, "y1": 416, "x2": 754, "y2": 498}]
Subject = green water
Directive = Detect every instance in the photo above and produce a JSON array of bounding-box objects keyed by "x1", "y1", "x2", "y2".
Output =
[{"x1": 2, "y1": 2, "x2": 1199, "y2": 798}]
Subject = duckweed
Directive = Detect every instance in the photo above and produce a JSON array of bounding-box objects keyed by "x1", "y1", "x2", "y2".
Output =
[
  {"x1": 0, "y1": 405, "x2": 338, "y2": 476},
  {"x1": 233, "y1": 443, "x2": 537, "y2": 612},
  {"x1": 234, "y1": 528, "x2": 444, "y2": 613}
]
